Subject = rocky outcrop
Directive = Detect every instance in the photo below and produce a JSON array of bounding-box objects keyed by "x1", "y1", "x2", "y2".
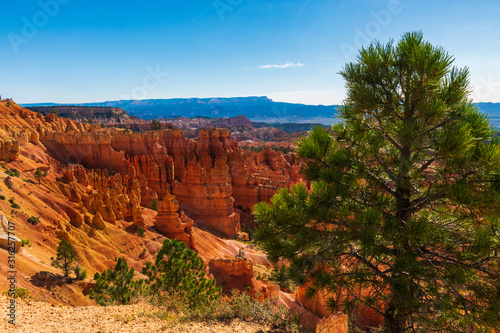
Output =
[
  {"x1": 154, "y1": 193, "x2": 194, "y2": 249},
  {"x1": 92, "y1": 212, "x2": 105, "y2": 230},
  {"x1": 0, "y1": 132, "x2": 19, "y2": 161},
  {"x1": 0, "y1": 215, "x2": 21, "y2": 253},
  {"x1": 174, "y1": 158, "x2": 240, "y2": 237},
  {"x1": 297, "y1": 282, "x2": 384, "y2": 329},
  {"x1": 84, "y1": 169, "x2": 144, "y2": 226},
  {"x1": 209, "y1": 258, "x2": 253, "y2": 277}
]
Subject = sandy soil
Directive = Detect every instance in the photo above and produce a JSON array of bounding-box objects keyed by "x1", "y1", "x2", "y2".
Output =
[{"x1": 0, "y1": 295, "x2": 270, "y2": 333}]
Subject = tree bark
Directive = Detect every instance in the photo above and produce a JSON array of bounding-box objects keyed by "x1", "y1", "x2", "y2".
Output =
[{"x1": 384, "y1": 301, "x2": 409, "y2": 333}]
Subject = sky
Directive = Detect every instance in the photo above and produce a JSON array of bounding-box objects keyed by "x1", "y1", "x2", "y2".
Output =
[{"x1": 1, "y1": 0, "x2": 499, "y2": 105}]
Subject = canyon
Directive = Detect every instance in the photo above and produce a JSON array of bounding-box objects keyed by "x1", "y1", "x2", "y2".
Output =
[{"x1": 0, "y1": 99, "x2": 337, "y2": 330}]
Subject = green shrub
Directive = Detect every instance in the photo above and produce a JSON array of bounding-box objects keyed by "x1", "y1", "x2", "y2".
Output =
[
  {"x1": 136, "y1": 226, "x2": 145, "y2": 238},
  {"x1": 3, "y1": 288, "x2": 31, "y2": 299},
  {"x1": 90, "y1": 257, "x2": 144, "y2": 305},
  {"x1": 150, "y1": 120, "x2": 163, "y2": 131},
  {"x1": 0, "y1": 195, "x2": 5, "y2": 200},
  {"x1": 5, "y1": 169, "x2": 19, "y2": 177},
  {"x1": 142, "y1": 239, "x2": 220, "y2": 309},
  {"x1": 178, "y1": 290, "x2": 302, "y2": 332},
  {"x1": 34, "y1": 168, "x2": 47, "y2": 184},
  {"x1": 27, "y1": 216, "x2": 41, "y2": 225},
  {"x1": 8, "y1": 197, "x2": 20, "y2": 209},
  {"x1": 150, "y1": 199, "x2": 158, "y2": 212},
  {"x1": 21, "y1": 239, "x2": 32, "y2": 247},
  {"x1": 74, "y1": 265, "x2": 88, "y2": 281}
]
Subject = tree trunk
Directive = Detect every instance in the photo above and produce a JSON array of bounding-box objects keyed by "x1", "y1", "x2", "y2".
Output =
[{"x1": 384, "y1": 302, "x2": 408, "y2": 333}]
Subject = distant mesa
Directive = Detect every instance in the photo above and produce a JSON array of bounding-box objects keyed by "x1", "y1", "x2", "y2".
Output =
[{"x1": 25, "y1": 105, "x2": 148, "y2": 129}]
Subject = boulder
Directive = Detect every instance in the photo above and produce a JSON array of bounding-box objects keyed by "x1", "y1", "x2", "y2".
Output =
[{"x1": 92, "y1": 212, "x2": 106, "y2": 230}]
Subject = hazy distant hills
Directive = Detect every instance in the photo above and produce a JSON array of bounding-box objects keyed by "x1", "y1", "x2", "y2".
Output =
[
  {"x1": 23, "y1": 97, "x2": 338, "y2": 124},
  {"x1": 21, "y1": 98, "x2": 500, "y2": 127}
]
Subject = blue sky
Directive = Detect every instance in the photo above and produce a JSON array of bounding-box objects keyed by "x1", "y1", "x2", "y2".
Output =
[{"x1": 1, "y1": 0, "x2": 499, "y2": 105}]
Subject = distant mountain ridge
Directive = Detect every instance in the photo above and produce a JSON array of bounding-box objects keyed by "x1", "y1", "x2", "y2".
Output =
[
  {"x1": 22, "y1": 96, "x2": 338, "y2": 124},
  {"x1": 21, "y1": 98, "x2": 500, "y2": 127}
]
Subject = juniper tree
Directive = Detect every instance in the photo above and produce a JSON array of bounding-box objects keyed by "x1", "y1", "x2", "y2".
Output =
[
  {"x1": 90, "y1": 257, "x2": 143, "y2": 305},
  {"x1": 54, "y1": 239, "x2": 77, "y2": 278},
  {"x1": 254, "y1": 32, "x2": 500, "y2": 332},
  {"x1": 142, "y1": 238, "x2": 220, "y2": 309}
]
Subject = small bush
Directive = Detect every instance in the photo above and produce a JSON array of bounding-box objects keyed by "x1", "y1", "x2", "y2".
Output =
[
  {"x1": 137, "y1": 226, "x2": 145, "y2": 238},
  {"x1": 21, "y1": 239, "x2": 32, "y2": 247},
  {"x1": 90, "y1": 257, "x2": 144, "y2": 305},
  {"x1": 0, "y1": 195, "x2": 5, "y2": 200},
  {"x1": 180, "y1": 290, "x2": 302, "y2": 332},
  {"x1": 27, "y1": 216, "x2": 41, "y2": 225},
  {"x1": 150, "y1": 120, "x2": 163, "y2": 131},
  {"x1": 34, "y1": 168, "x2": 47, "y2": 184},
  {"x1": 142, "y1": 239, "x2": 220, "y2": 309},
  {"x1": 5, "y1": 169, "x2": 19, "y2": 177},
  {"x1": 9, "y1": 197, "x2": 20, "y2": 209},
  {"x1": 3, "y1": 288, "x2": 31, "y2": 299},
  {"x1": 150, "y1": 199, "x2": 158, "y2": 212},
  {"x1": 74, "y1": 265, "x2": 88, "y2": 281}
]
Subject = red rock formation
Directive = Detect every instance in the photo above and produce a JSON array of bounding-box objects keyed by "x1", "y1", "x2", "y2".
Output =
[
  {"x1": 92, "y1": 212, "x2": 105, "y2": 230},
  {"x1": 297, "y1": 281, "x2": 385, "y2": 329},
  {"x1": 154, "y1": 193, "x2": 194, "y2": 249},
  {"x1": 174, "y1": 158, "x2": 241, "y2": 237},
  {"x1": 1, "y1": 100, "x2": 302, "y2": 237},
  {"x1": 85, "y1": 169, "x2": 144, "y2": 226},
  {"x1": 0, "y1": 132, "x2": 20, "y2": 161},
  {"x1": 209, "y1": 258, "x2": 253, "y2": 277}
]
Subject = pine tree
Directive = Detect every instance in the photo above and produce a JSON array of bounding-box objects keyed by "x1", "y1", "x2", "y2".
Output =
[
  {"x1": 150, "y1": 120, "x2": 163, "y2": 131},
  {"x1": 54, "y1": 239, "x2": 77, "y2": 278},
  {"x1": 90, "y1": 257, "x2": 143, "y2": 305},
  {"x1": 254, "y1": 31, "x2": 500, "y2": 332},
  {"x1": 34, "y1": 168, "x2": 47, "y2": 185},
  {"x1": 150, "y1": 198, "x2": 158, "y2": 212},
  {"x1": 142, "y1": 238, "x2": 221, "y2": 309}
]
